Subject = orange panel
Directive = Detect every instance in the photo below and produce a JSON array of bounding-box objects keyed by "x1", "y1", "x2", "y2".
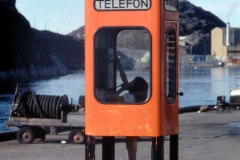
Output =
[{"x1": 85, "y1": 0, "x2": 179, "y2": 136}]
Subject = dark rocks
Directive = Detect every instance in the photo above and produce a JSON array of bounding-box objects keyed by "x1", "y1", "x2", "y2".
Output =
[
  {"x1": 179, "y1": 105, "x2": 215, "y2": 114},
  {"x1": 179, "y1": 105, "x2": 201, "y2": 114},
  {"x1": 0, "y1": 3, "x2": 84, "y2": 80},
  {"x1": 179, "y1": 0, "x2": 226, "y2": 36},
  {"x1": 179, "y1": 61, "x2": 219, "y2": 68},
  {"x1": 199, "y1": 105, "x2": 210, "y2": 112},
  {"x1": 0, "y1": 0, "x2": 227, "y2": 79},
  {"x1": 0, "y1": 131, "x2": 17, "y2": 142}
]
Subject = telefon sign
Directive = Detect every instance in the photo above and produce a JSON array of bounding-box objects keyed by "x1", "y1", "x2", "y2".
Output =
[{"x1": 94, "y1": 0, "x2": 151, "y2": 11}]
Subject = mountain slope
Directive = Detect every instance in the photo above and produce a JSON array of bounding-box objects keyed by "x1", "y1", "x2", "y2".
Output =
[
  {"x1": 0, "y1": 0, "x2": 227, "y2": 81},
  {"x1": 179, "y1": 0, "x2": 225, "y2": 36},
  {"x1": 0, "y1": 3, "x2": 84, "y2": 80}
]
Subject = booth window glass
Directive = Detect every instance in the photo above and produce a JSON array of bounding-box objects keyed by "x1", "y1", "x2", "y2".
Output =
[
  {"x1": 166, "y1": 27, "x2": 176, "y2": 104},
  {"x1": 94, "y1": 28, "x2": 151, "y2": 104}
]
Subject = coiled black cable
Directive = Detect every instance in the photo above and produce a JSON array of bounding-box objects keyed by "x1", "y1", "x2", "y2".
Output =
[{"x1": 12, "y1": 91, "x2": 69, "y2": 119}]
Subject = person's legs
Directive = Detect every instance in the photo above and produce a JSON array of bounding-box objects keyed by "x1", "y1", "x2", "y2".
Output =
[{"x1": 126, "y1": 137, "x2": 139, "y2": 160}]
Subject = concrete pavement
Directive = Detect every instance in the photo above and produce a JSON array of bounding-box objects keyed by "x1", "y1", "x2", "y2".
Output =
[{"x1": 1, "y1": 110, "x2": 240, "y2": 160}]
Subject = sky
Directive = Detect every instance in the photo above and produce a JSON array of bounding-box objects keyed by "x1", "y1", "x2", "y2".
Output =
[
  {"x1": 16, "y1": 0, "x2": 240, "y2": 35},
  {"x1": 16, "y1": 0, "x2": 84, "y2": 35}
]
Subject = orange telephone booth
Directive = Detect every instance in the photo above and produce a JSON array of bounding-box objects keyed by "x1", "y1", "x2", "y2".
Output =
[{"x1": 84, "y1": 0, "x2": 182, "y2": 159}]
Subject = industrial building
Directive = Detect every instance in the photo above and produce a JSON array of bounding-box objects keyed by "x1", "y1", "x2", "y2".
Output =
[{"x1": 211, "y1": 22, "x2": 240, "y2": 62}]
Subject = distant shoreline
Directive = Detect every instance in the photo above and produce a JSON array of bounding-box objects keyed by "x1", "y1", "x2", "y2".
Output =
[
  {"x1": 179, "y1": 61, "x2": 240, "y2": 68},
  {"x1": 179, "y1": 105, "x2": 215, "y2": 114}
]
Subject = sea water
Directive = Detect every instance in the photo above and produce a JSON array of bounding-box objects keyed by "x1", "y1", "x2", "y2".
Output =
[{"x1": 1, "y1": 67, "x2": 240, "y2": 132}]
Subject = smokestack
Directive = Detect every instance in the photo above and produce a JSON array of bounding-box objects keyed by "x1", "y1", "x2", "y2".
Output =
[{"x1": 226, "y1": 22, "x2": 230, "y2": 46}]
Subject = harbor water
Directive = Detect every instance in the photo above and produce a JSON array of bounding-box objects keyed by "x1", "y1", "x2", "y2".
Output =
[{"x1": 1, "y1": 67, "x2": 240, "y2": 132}]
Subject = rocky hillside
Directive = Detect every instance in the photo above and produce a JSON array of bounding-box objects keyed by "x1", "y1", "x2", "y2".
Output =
[
  {"x1": 0, "y1": 0, "x2": 226, "y2": 82},
  {"x1": 70, "y1": 0, "x2": 226, "y2": 56},
  {"x1": 179, "y1": 0, "x2": 225, "y2": 36},
  {"x1": 0, "y1": 3, "x2": 84, "y2": 81},
  {"x1": 72, "y1": 0, "x2": 226, "y2": 38}
]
